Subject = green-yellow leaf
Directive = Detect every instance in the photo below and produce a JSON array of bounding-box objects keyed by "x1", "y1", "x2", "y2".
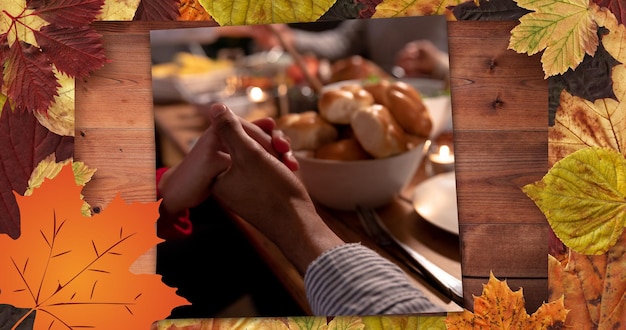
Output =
[
  {"x1": 25, "y1": 154, "x2": 97, "y2": 217},
  {"x1": 287, "y1": 316, "x2": 329, "y2": 330},
  {"x1": 549, "y1": 65, "x2": 626, "y2": 165},
  {"x1": 508, "y1": 0, "x2": 599, "y2": 78},
  {"x1": 34, "y1": 72, "x2": 75, "y2": 137},
  {"x1": 523, "y1": 147, "x2": 626, "y2": 255},
  {"x1": 198, "y1": 0, "x2": 335, "y2": 25},
  {"x1": 327, "y1": 316, "x2": 364, "y2": 330},
  {"x1": 372, "y1": 0, "x2": 466, "y2": 20},
  {"x1": 361, "y1": 316, "x2": 446, "y2": 330}
]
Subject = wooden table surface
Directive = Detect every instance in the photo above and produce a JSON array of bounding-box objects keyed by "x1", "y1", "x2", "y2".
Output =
[{"x1": 75, "y1": 20, "x2": 549, "y2": 315}]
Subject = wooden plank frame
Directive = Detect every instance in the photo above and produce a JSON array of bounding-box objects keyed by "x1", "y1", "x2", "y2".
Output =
[{"x1": 75, "y1": 19, "x2": 549, "y2": 313}]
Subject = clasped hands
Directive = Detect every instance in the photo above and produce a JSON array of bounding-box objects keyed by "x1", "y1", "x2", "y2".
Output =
[{"x1": 158, "y1": 103, "x2": 300, "y2": 220}]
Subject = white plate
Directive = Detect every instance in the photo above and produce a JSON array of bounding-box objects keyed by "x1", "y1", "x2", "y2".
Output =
[{"x1": 411, "y1": 171, "x2": 459, "y2": 235}]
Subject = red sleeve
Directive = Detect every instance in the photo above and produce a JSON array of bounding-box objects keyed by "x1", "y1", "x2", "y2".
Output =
[{"x1": 156, "y1": 167, "x2": 193, "y2": 240}]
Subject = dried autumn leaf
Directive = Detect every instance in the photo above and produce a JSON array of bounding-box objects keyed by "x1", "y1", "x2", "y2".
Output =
[
  {"x1": 96, "y1": 0, "x2": 141, "y2": 20},
  {"x1": 33, "y1": 24, "x2": 107, "y2": 79},
  {"x1": 0, "y1": 105, "x2": 73, "y2": 239},
  {"x1": 549, "y1": 64, "x2": 626, "y2": 165},
  {"x1": 372, "y1": 0, "x2": 467, "y2": 20},
  {"x1": 592, "y1": 4, "x2": 626, "y2": 64},
  {"x1": 2, "y1": 0, "x2": 106, "y2": 113},
  {"x1": 327, "y1": 316, "x2": 364, "y2": 330},
  {"x1": 197, "y1": 0, "x2": 336, "y2": 25},
  {"x1": 0, "y1": 163, "x2": 189, "y2": 329},
  {"x1": 5, "y1": 40, "x2": 60, "y2": 113},
  {"x1": 33, "y1": 72, "x2": 75, "y2": 136},
  {"x1": 134, "y1": 0, "x2": 181, "y2": 21},
  {"x1": 524, "y1": 147, "x2": 626, "y2": 255},
  {"x1": 28, "y1": 0, "x2": 104, "y2": 26},
  {"x1": 445, "y1": 272, "x2": 569, "y2": 329},
  {"x1": 509, "y1": 0, "x2": 601, "y2": 77},
  {"x1": 594, "y1": 0, "x2": 626, "y2": 25},
  {"x1": 179, "y1": 0, "x2": 213, "y2": 20},
  {"x1": 361, "y1": 315, "x2": 446, "y2": 330},
  {"x1": 287, "y1": 316, "x2": 329, "y2": 330},
  {"x1": 24, "y1": 154, "x2": 96, "y2": 195},
  {"x1": 25, "y1": 153, "x2": 96, "y2": 217},
  {"x1": 548, "y1": 232, "x2": 626, "y2": 328}
]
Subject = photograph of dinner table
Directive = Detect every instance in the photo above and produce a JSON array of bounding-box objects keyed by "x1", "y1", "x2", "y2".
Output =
[{"x1": 149, "y1": 15, "x2": 463, "y2": 317}]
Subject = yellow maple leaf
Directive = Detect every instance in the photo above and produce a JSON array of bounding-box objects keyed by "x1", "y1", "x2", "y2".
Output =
[
  {"x1": 445, "y1": 272, "x2": 568, "y2": 329},
  {"x1": 0, "y1": 163, "x2": 189, "y2": 329},
  {"x1": 508, "y1": 0, "x2": 602, "y2": 78},
  {"x1": 371, "y1": 0, "x2": 466, "y2": 20},
  {"x1": 197, "y1": 0, "x2": 335, "y2": 25}
]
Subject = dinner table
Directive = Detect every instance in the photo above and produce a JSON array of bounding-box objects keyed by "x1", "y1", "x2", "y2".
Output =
[{"x1": 153, "y1": 98, "x2": 463, "y2": 315}]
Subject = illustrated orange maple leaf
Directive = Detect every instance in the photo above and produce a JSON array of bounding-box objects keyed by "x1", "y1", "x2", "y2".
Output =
[
  {"x1": 445, "y1": 272, "x2": 569, "y2": 329},
  {"x1": 0, "y1": 163, "x2": 189, "y2": 329}
]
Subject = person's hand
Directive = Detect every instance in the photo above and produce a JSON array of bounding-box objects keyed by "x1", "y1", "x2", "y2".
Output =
[
  {"x1": 207, "y1": 103, "x2": 344, "y2": 273},
  {"x1": 158, "y1": 107, "x2": 297, "y2": 219},
  {"x1": 394, "y1": 40, "x2": 449, "y2": 80}
]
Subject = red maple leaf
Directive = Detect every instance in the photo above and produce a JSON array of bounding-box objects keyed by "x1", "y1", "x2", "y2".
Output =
[
  {"x1": 1, "y1": 0, "x2": 107, "y2": 113},
  {"x1": 28, "y1": 0, "x2": 105, "y2": 27},
  {"x1": 134, "y1": 0, "x2": 181, "y2": 21},
  {"x1": 34, "y1": 25, "x2": 107, "y2": 78},
  {"x1": 594, "y1": 0, "x2": 626, "y2": 24},
  {"x1": 4, "y1": 41, "x2": 60, "y2": 113},
  {"x1": 0, "y1": 104, "x2": 73, "y2": 239}
]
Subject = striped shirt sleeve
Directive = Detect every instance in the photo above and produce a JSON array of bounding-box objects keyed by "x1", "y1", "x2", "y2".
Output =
[{"x1": 304, "y1": 243, "x2": 444, "y2": 316}]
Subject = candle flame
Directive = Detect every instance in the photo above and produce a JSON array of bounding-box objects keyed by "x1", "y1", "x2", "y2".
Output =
[{"x1": 439, "y1": 145, "x2": 451, "y2": 157}]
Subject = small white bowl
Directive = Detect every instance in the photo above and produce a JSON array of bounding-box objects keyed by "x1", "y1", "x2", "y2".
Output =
[{"x1": 295, "y1": 141, "x2": 429, "y2": 211}]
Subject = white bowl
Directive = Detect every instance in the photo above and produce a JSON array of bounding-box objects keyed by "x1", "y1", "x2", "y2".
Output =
[{"x1": 295, "y1": 141, "x2": 429, "y2": 211}]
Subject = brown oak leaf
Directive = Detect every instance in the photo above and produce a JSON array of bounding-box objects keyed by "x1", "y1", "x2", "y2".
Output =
[
  {"x1": 445, "y1": 272, "x2": 568, "y2": 329},
  {"x1": 0, "y1": 163, "x2": 189, "y2": 329}
]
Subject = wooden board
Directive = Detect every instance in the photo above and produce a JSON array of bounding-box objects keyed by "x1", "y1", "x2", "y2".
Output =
[
  {"x1": 448, "y1": 20, "x2": 549, "y2": 311},
  {"x1": 74, "y1": 19, "x2": 550, "y2": 312}
]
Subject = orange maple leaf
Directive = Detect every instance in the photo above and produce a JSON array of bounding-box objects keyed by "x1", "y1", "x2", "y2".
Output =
[
  {"x1": 445, "y1": 272, "x2": 569, "y2": 329},
  {"x1": 0, "y1": 163, "x2": 189, "y2": 329}
]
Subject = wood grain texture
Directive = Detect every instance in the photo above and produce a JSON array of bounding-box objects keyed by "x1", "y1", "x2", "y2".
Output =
[
  {"x1": 448, "y1": 20, "x2": 550, "y2": 312},
  {"x1": 75, "y1": 22, "x2": 157, "y2": 274}
]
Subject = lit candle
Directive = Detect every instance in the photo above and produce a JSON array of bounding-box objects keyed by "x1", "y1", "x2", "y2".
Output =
[
  {"x1": 247, "y1": 86, "x2": 266, "y2": 103},
  {"x1": 427, "y1": 144, "x2": 455, "y2": 175}
]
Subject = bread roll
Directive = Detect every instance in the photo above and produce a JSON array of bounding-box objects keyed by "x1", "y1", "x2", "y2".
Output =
[
  {"x1": 315, "y1": 138, "x2": 373, "y2": 161},
  {"x1": 276, "y1": 111, "x2": 338, "y2": 151},
  {"x1": 318, "y1": 85, "x2": 374, "y2": 124},
  {"x1": 362, "y1": 79, "x2": 391, "y2": 107},
  {"x1": 351, "y1": 104, "x2": 407, "y2": 158},
  {"x1": 385, "y1": 81, "x2": 432, "y2": 137}
]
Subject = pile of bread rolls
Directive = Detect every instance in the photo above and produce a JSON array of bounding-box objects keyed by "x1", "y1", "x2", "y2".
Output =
[{"x1": 277, "y1": 79, "x2": 432, "y2": 161}]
